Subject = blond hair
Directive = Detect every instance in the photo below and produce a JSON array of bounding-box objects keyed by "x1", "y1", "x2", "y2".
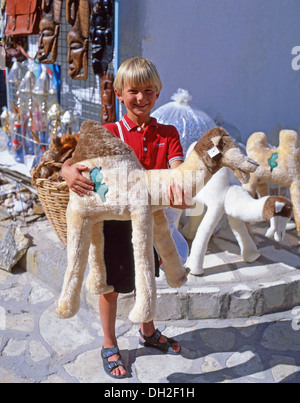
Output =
[{"x1": 114, "y1": 57, "x2": 163, "y2": 94}]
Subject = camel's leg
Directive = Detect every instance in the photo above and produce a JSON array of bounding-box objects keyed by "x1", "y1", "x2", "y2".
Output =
[
  {"x1": 86, "y1": 221, "x2": 114, "y2": 295},
  {"x1": 227, "y1": 216, "x2": 260, "y2": 263},
  {"x1": 153, "y1": 209, "x2": 188, "y2": 287},
  {"x1": 187, "y1": 206, "x2": 224, "y2": 276},
  {"x1": 243, "y1": 174, "x2": 258, "y2": 197},
  {"x1": 257, "y1": 183, "x2": 269, "y2": 198},
  {"x1": 290, "y1": 182, "x2": 300, "y2": 235},
  {"x1": 181, "y1": 210, "x2": 204, "y2": 241},
  {"x1": 129, "y1": 208, "x2": 156, "y2": 323},
  {"x1": 56, "y1": 208, "x2": 92, "y2": 319}
]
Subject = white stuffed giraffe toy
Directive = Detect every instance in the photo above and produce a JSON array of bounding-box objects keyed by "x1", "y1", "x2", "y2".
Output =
[{"x1": 56, "y1": 122, "x2": 258, "y2": 323}]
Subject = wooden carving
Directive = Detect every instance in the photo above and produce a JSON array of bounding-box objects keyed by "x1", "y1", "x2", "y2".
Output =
[
  {"x1": 36, "y1": 0, "x2": 63, "y2": 64},
  {"x1": 67, "y1": 0, "x2": 90, "y2": 80},
  {"x1": 101, "y1": 71, "x2": 115, "y2": 124},
  {"x1": 89, "y1": 0, "x2": 114, "y2": 76}
]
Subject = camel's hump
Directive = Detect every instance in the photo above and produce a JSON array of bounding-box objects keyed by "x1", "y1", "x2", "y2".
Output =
[{"x1": 72, "y1": 120, "x2": 133, "y2": 164}]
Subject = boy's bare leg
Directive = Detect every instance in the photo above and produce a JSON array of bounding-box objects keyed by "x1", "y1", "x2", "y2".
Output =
[
  {"x1": 99, "y1": 292, "x2": 127, "y2": 377},
  {"x1": 140, "y1": 321, "x2": 180, "y2": 353}
]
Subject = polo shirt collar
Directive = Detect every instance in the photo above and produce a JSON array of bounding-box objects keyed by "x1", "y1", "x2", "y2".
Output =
[{"x1": 122, "y1": 114, "x2": 158, "y2": 131}]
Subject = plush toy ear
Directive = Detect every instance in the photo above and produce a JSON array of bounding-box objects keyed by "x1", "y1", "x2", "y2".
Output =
[
  {"x1": 211, "y1": 136, "x2": 222, "y2": 147},
  {"x1": 207, "y1": 136, "x2": 223, "y2": 159}
]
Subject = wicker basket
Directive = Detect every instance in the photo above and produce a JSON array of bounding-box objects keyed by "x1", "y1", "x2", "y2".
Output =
[{"x1": 31, "y1": 161, "x2": 69, "y2": 246}]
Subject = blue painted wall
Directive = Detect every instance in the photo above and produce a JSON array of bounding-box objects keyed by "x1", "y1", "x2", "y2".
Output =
[{"x1": 119, "y1": 0, "x2": 300, "y2": 143}]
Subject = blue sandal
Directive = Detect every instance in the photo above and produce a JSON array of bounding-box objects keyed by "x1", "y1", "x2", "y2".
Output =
[
  {"x1": 139, "y1": 329, "x2": 181, "y2": 355},
  {"x1": 101, "y1": 346, "x2": 127, "y2": 379}
]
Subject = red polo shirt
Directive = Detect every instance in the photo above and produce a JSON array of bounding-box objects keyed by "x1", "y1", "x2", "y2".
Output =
[{"x1": 104, "y1": 114, "x2": 184, "y2": 170}]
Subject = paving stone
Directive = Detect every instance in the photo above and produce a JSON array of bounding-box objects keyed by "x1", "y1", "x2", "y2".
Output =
[
  {"x1": 64, "y1": 348, "x2": 106, "y2": 383},
  {"x1": 270, "y1": 355, "x2": 299, "y2": 383},
  {"x1": 6, "y1": 312, "x2": 35, "y2": 332},
  {"x1": 28, "y1": 284, "x2": 54, "y2": 304},
  {"x1": 261, "y1": 321, "x2": 300, "y2": 352},
  {"x1": 2, "y1": 339, "x2": 27, "y2": 357},
  {"x1": 134, "y1": 350, "x2": 193, "y2": 383},
  {"x1": 226, "y1": 347, "x2": 264, "y2": 378},
  {"x1": 41, "y1": 373, "x2": 69, "y2": 383},
  {"x1": 29, "y1": 340, "x2": 51, "y2": 362},
  {"x1": 201, "y1": 355, "x2": 223, "y2": 373},
  {"x1": 200, "y1": 328, "x2": 236, "y2": 352},
  {"x1": 39, "y1": 304, "x2": 95, "y2": 356},
  {"x1": 260, "y1": 246, "x2": 300, "y2": 268},
  {"x1": 0, "y1": 366, "x2": 33, "y2": 383},
  {"x1": 0, "y1": 284, "x2": 24, "y2": 302},
  {"x1": 235, "y1": 263, "x2": 275, "y2": 280}
]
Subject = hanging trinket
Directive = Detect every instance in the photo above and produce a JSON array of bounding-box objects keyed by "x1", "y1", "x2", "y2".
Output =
[
  {"x1": 100, "y1": 71, "x2": 115, "y2": 124},
  {"x1": 36, "y1": 0, "x2": 63, "y2": 64},
  {"x1": 62, "y1": 110, "x2": 78, "y2": 135},
  {"x1": 89, "y1": 0, "x2": 114, "y2": 76},
  {"x1": 66, "y1": 0, "x2": 90, "y2": 80}
]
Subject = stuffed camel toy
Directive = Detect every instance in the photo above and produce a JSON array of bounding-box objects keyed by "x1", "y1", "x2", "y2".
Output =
[
  {"x1": 244, "y1": 129, "x2": 300, "y2": 235},
  {"x1": 56, "y1": 122, "x2": 258, "y2": 323},
  {"x1": 183, "y1": 165, "x2": 293, "y2": 276}
]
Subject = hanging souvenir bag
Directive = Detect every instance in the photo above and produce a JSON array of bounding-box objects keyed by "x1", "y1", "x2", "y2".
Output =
[
  {"x1": 5, "y1": 37, "x2": 29, "y2": 67},
  {"x1": 5, "y1": 0, "x2": 42, "y2": 37},
  {"x1": 0, "y1": 0, "x2": 6, "y2": 40}
]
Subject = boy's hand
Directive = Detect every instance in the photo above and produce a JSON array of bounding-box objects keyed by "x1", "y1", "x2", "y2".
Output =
[
  {"x1": 61, "y1": 158, "x2": 95, "y2": 196},
  {"x1": 165, "y1": 183, "x2": 195, "y2": 210}
]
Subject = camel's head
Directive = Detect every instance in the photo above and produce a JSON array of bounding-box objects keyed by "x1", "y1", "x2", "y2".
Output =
[{"x1": 194, "y1": 127, "x2": 259, "y2": 183}]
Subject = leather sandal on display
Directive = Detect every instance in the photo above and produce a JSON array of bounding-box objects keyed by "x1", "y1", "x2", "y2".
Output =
[{"x1": 139, "y1": 328, "x2": 181, "y2": 355}]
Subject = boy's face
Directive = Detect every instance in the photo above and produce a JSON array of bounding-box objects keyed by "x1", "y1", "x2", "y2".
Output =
[{"x1": 115, "y1": 84, "x2": 160, "y2": 123}]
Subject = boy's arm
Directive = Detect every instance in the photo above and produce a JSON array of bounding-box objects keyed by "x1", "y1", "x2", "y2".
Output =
[
  {"x1": 61, "y1": 123, "x2": 118, "y2": 196},
  {"x1": 61, "y1": 158, "x2": 95, "y2": 196},
  {"x1": 166, "y1": 160, "x2": 194, "y2": 210}
]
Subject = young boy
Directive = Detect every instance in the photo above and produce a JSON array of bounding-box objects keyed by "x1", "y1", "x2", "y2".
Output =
[{"x1": 61, "y1": 57, "x2": 192, "y2": 379}]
